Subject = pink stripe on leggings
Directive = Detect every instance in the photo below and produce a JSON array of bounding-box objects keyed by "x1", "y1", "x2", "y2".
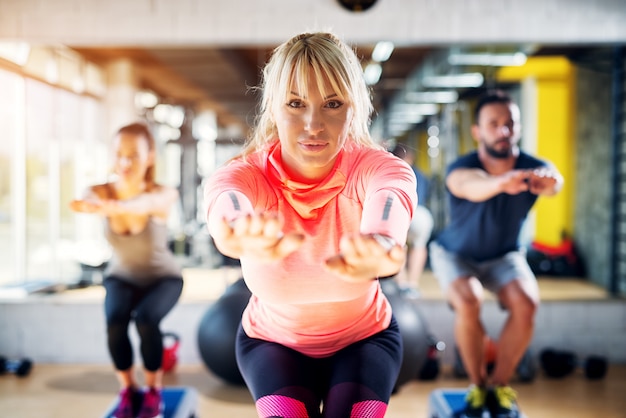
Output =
[
  {"x1": 256, "y1": 395, "x2": 309, "y2": 418},
  {"x1": 350, "y1": 400, "x2": 387, "y2": 418}
]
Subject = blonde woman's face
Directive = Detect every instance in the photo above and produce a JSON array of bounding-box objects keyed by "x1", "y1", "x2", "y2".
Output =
[
  {"x1": 113, "y1": 133, "x2": 153, "y2": 183},
  {"x1": 273, "y1": 72, "x2": 353, "y2": 182}
]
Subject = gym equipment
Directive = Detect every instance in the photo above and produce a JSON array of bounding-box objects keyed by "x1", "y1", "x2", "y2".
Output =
[
  {"x1": 428, "y1": 388, "x2": 468, "y2": 418},
  {"x1": 453, "y1": 337, "x2": 536, "y2": 382},
  {"x1": 380, "y1": 279, "x2": 435, "y2": 390},
  {"x1": 428, "y1": 388, "x2": 528, "y2": 418},
  {"x1": 197, "y1": 278, "x2": 250, "y2": 386},
  {"x1": 539, "y1": 348, "x2": 608, "y2": 380},
  {"x1": 197, "y1": 277, "x2": 439, "y2": 389},
  {"x1": 0, "y1": 356, "x2": 33, "y2": 377},
  {"x1": 418, "y1": 336, "x2": 446, "y2": 381},
  {"x1": 103, "y1": 387, "x2": 198, "y2": 418},
  {"x1": 162, "y1": 332, "x2": 180, "y2": 373}
]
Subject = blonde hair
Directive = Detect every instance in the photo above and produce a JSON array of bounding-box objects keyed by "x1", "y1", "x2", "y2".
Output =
[{"x1": 241, "y1": 32, "x2": 379, "y2": 158}]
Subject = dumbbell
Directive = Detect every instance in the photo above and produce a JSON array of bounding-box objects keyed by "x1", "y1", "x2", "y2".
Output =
[
  {"x1": 161, "y1": 332, "x2": 180, "y2": 373},
  {"x1": 539, "y1": 348, "x2": 608, "y2": 380},
  {"x1": 0, "y1": 356, "x2": 33, "y2": 377},
  {"x1": 417, "y1": 336, "x2": 445, "y2": 381}
]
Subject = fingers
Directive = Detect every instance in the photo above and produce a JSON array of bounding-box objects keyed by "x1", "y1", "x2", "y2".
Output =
[
  {"x1": 324, "y1": 254, "x2": 349, "y2": 276},
  {"x1": 275, "y1": 232, "x2": 305, "y2": 256},
  {"x1": 325, "y1": 234, "x2": 405, "y2": 282},
  {"x1": 222, "y1": 212, "x2": 303, "y2": 261},
  {"x1": 69, "y1": 199, "x2": 100, "y2": 213},
  {"x1": 500, "y1": 170, "x2": 530, "y2": 194},
  {"x1": 231, "y1": 212, "x2": 280, "y2": 238},
  {"x1": 339, "y1": 234, "x2": 390, "y2": 259}
]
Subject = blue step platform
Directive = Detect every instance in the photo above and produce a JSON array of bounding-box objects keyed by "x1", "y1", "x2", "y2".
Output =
[
  {"x1": 428, "y1": 388, "x2": 527, "y2": 418},
  {"x1": 103, "y1": 387, "x2": 198, "y2": 418}
]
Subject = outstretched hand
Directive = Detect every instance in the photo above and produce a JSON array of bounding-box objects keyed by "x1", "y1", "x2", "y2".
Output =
[
  {"x1": 211, "y1": 212, "x2": 305, "y2": 262},
  {"x1": 69, "y1": 198, "x2": 123, "y2": 215},
  {"x1": 527, "y1": 167, "x2": 561, "y2": 195},
  {"x1": 498, "y1": 168, "x2": 562, "y2": 196},
  {"x1": 498, "y1": 170, "x2": 531, "y2": 195},
  {"x1": 324, "y1": 234, "x2": 406, "y2": 283}
]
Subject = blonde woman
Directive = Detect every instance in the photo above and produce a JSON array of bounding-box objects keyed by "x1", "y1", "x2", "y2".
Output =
[{"x1": 204, "y1": 32, "x2": 417, "y2": 418}]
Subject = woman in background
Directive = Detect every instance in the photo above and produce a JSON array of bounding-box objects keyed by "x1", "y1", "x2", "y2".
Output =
[{"x1": 70, "y1": 122, "x2": 183, "y2": 418}]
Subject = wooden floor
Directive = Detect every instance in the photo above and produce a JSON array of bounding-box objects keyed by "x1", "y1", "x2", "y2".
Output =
[
  {"x1": 1, "y1": 363, "x2": 625, "y2": 418},
  {"x1": 0, "y1": 364, "x2": 626, "y2": 418},
  {"x1": 1, "y1": 268, "x2": 620, "y2": 417}
]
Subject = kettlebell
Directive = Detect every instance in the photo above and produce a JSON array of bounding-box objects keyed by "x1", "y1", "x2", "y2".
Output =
[{"x1": 161, "y1": 332, "x2": 180, "y2": 373}]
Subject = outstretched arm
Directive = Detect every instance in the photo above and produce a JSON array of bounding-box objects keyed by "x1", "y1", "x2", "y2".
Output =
[
  {"x1": 69, "y1": 185, "x2": 179, "y2": 219},
  {"x1": 324, "y1": 233, "x2": 406, "y2": 283},
  {"x1": 447, "y1": 168, "x2": 531, "y2": 202},
  {"x1": 447, "y1": 165, "x2": 564, "y2": 202},
  {"x1": 325, "y1": 181, "x2": 415, "y2": 283},
  {"x1": 207, "y1": 190, "x2": 304, "y2": 261}
]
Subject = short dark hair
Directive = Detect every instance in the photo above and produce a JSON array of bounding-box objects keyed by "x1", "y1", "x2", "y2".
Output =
[
  {"x1": 390, "y1": 143, "x2": 409, "y2": 159},
  {"x1": 474, "y1": 90, "x2": 513, "y2": 124}
]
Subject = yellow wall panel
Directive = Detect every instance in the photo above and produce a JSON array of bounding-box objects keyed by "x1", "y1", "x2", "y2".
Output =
[{"x1": 498, "y1": 57, "x2": 575, "y2": 246}]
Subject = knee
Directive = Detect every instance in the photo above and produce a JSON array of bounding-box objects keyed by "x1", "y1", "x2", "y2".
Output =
[
  {"x1": 256, "y1": 395, "x2": 310, "y2": 418},
  {"x1": 134, "y1": 311, "x2": 161, "y2": 336},
  {"x1": 106, "y1": 322, "x2": 128, "y2": 340},
  {"x1": 451, "y1": 294, "x2": 482, "y2": 318},
  {"x1": 106, "y1": 310, "x2": 130, "y2": 328},
  {"x1": 134, "y1": 315, "x2": 159, "y2": 333},
  {"x1": 508, "y1": 296, "x2": 538, "y2": 323},
  {"x1": 133, "y1": 307, "x2": 161, "y2": 327}
]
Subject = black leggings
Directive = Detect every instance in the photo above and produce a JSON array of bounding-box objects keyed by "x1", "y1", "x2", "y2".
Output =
[
  {"x1": 236, "y1": 316, "x2": 402, "y2": 418},
  {"x1": 103, "y1": 275, "x2": 183, "y2": 372}
]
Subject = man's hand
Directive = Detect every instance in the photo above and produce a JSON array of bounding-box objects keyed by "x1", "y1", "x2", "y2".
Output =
[
  {"x1": 324, "y1": 234, "x2": 406, "y2": 283},
  {"x1": 527, "y1": 167, "x2": 562, "y2": 195},
  {"x1": 211, "y1": 212, "x2": 305, "y2": 262},
  {"x1": 498, "y1": 170, "x2": 530, "y2": 195}
]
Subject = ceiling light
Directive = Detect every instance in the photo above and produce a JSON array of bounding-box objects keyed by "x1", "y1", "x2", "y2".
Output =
[
  {"x1": 406, "y1": 90, "x2": 459, "y2": 104},
  {"x1": 364, "y1": 62, "x2": 382, "y2": 85},
  {"x1": 422, "y1": 73, "x2": 484, "y2": 88},
  {"x1": 389, "y1": 114, "x2": 425, "y2": 124},
  {"x1": 392, "y1": 103, "x2": 439, "y2": 116},
  {"x1": 135, "y1": 90, "x2": 159, "y2": 109},
  {"x1": 167, "y1": 105, "x2": 186, "y2": 128},
  {"x1": 153, "y1": 104, "x2": 173, "y2": 124},
  {"x1": 448, "y1": 52, "x2": 527, "y2": 67},
  {"x1": 372, "y1": 41, "x2": 394, "y2": 62}
]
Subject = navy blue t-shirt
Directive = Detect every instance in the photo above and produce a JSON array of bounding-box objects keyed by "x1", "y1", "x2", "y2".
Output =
[
  {"x1": 436, "y1": 151, "x2": 548, "y2": 262},
  {"x1": 413, "y1": 167, "x2": 430, "y2": 207}
]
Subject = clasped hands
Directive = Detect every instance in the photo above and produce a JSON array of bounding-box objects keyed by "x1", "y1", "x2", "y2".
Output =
[
  {"x1": 211, "y1": 212, "x2": 405, "y2": 283},
  {"x1": 500, "y1": 167, "x2": 561, "y2": 195}
]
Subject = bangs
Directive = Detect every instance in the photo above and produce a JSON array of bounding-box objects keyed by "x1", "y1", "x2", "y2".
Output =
[{"x1": 279, "y1": 41, "x2": 352, "y2": 104}]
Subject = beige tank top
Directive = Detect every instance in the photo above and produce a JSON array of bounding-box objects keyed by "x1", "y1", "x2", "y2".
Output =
[{"x1": 104, "y1": 218, "x2": 182, "y2": 285}]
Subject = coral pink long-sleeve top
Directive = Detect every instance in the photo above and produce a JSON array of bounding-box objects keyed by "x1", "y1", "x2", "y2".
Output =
[{"x1": 204, "y1": 140, "x2": 417, "y2": 357}]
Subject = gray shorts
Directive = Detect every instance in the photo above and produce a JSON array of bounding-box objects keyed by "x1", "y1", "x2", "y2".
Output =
[
  {"x1": 428, "y1": 241, "x2": 536, "y2": 295},
  {"x1": 407, "y1": 205, "x2": 434, "y2": 248}
]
